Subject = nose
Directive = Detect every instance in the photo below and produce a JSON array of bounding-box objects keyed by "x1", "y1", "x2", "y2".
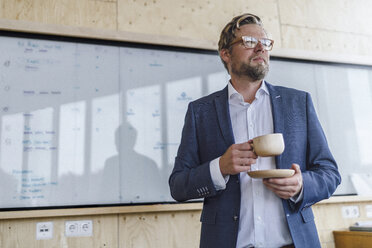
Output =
[{"x1": 254, "y1": 41, "x2": 265, "y2": 53}]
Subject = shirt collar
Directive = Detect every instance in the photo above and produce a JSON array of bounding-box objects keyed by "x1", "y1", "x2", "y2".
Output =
[{"x1": 228, "y1": 80, "x2": 270, "y2": 102}]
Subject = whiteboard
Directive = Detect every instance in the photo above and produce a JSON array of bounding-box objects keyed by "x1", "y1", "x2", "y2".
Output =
[
  {"x1": 0, "y1": 33, "x2": 228, "y2": 208},
  {"x1": 1, "y1": 33, "x2": 372, "y2": 209}
]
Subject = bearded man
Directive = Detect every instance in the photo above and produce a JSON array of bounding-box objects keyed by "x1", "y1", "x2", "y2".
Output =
[{"x1": 169, "y1": 13, "x2": 341, "y2": 248}]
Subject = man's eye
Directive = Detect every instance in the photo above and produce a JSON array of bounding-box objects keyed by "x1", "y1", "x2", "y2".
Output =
[
  {"x1": 245, "y1": 41, "x2": 256, "y2": 47},
  {"x1": 262, "y1": 40, "x2": 271, "y2": 46}
]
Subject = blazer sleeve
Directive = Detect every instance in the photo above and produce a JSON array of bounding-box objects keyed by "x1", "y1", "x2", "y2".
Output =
[
  {"x1": 168, "y1": 102, "x2": 218, "y2": 202},
  {"x1": 295, "y1": 93, "x2": 341, "y2": 211}
]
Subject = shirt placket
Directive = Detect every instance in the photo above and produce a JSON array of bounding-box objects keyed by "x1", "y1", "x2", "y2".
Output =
[{"x1": 248, "y1": 100, "x2": 265, "y2": 248}]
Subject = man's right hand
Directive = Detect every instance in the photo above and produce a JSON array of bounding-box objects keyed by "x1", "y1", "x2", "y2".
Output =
[{"x1": 219, "y1": 141, "x2": 257, "y2": 176}]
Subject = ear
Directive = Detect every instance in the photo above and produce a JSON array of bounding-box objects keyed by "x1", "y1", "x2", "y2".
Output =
[{"x1": 219, "y1": 48, "x2": 231, "y2": 65}]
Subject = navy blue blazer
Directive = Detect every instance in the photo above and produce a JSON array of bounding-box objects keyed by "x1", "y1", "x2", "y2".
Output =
[{"x1": 169, "y1": 82, "x2": 341, "y2": 248}]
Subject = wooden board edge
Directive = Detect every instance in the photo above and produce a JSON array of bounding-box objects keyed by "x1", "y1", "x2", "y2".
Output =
[{"x1": 0, "y1": 202, "x2": 203, "y2": 220}]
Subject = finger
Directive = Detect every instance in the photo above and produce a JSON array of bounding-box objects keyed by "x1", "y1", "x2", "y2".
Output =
[
  {"x1": 264, "y1": 177, "x2": 296, "y2": 186},
  {"x1": 263, "y1": 180, "x2": 293, "y2": 190},
  {"x1": 235, "y1": 150, "x2": 257, "y2": 159},
  {"x1": 264, "y1": 185, "x2": 290, "y2": 198},
  {"x1": 230, "y1": 153, "x2": 256, "y2": 166},
  {"x1": 233, "y1": 164, "x2": 251, "y2": 173},
  {"x1": 234, "y1": 142, "x2": 254, "y2": 151},
  {"x1": 230, "y1": 151, "x2": 257, "y2": 165},
  {"x1": 274, "y1": 191, "x2": 292, "y2": 199},
  {"x1": 237, "y1": 157, "x2": 257, "y2": 166},
  {"x1": 265, "y1": 183, "x2": 295, "y2": 192},
  {"x1": 264, "y1": 183, "x2": 298, "y2": 198},
  {"x1": 292, "y1": 163, "x2": 301, "y2": 174},
  {"x1": 291, "y1": 164, "x2": 303, "y2": 190}
]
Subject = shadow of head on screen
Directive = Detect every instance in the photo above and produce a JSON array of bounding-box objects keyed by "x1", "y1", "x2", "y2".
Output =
[{"x1": 103, "y1": 121, "x2": 166, "y2": 203}]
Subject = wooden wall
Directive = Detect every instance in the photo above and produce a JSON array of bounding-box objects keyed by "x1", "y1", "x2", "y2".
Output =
[
  {"x1": 0, "y1": 204, "x2": 203, "y2": 248},
  {"x1": 1, "y1": 0, "x2": 372, "y2": 57},
  {"x1": 1, "y1": 0, "x2": 372, "y2": 247},
  {"x1": 1, "y1": 198, "x2": 372, "y2": 248},
  {"x1": 313, "y1": 197, "x2": 372, "y2": 248}
]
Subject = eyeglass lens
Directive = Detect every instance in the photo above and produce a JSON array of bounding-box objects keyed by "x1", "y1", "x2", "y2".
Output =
[{"x1": 243, "y1": 37, "x2": 273, "y2": 50}]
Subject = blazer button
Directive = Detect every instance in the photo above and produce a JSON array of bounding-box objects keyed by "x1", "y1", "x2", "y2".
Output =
[{"x1": 233, "y1": 215, "x2": 238, "y2": 221}]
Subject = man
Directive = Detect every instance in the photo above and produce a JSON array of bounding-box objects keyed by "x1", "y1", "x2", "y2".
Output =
[{"x1": 169, "y1": 13, "x2": 341, "y2": 248}]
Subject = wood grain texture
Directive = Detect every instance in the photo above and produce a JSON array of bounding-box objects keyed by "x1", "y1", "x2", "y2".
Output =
[
  {"x1": 0, "y1": 203, "x2": 203, "y2": 220},
  {"x1": 0, "y1": 0, "x2": 117, "y2": 29},
  {"x1": 278, "y1": 0, "x2": 372, "y2": 36},
  {"x1": 0, "y1": 215, "x2": 118, "y2": 248},
  {"x1": 119, "y1": 211, "x2": 201, "y2": 248},
  {"x1": 313, "y1": 200, "x2": 372, "y2": 248},
  {"x1": 1, "y1": 195, "x2": 372, "y2": 247},
  {"x1": 333, "y1": 231, "x2": 372, "y2": 248},
  {"x1": 117, "y1": 0, "x2": 281, "y2": 48},
  {"x1": 1, "y1": 0, "x2": 372, "y2": 58}
]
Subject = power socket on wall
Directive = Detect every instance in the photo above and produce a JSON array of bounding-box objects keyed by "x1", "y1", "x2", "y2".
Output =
[
  {"x1": 65, "y1": 220, "x2": 93, "y2": 237},
  {"x1": 341, "y1": 206, "x2": 360, "y2": 218},
  {"x1": 366, "y1": 205, "x2": 372, "y2": 218},
  {"x1": 36, "y1": 222, "x2": 53, "y2": 240}
]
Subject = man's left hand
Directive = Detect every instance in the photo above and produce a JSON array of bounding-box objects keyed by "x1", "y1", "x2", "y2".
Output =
[{"x1": 263, "y1": 163, "x2": 303, "y2": 199}]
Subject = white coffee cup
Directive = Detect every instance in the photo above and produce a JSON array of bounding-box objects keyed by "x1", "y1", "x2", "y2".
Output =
[{"x1": 251, "y1": 133, "x2": 285, "y2": 157}]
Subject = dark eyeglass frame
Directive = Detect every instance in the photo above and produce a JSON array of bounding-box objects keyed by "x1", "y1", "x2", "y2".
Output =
[{"x1": 229, "y1": 36, "x2": 274, "y2": 51}]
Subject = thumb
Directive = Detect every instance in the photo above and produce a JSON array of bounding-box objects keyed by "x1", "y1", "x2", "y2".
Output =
[{"x1": 292, "y1": 163, "x2": 301, "y2": 174}]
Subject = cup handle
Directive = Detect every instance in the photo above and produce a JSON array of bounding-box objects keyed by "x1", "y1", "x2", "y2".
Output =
[{"x1": 250, "y1": 142, "x2": 256, "y2": 154}]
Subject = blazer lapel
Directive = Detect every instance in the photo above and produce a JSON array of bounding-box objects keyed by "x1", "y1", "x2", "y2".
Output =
[
  {"x1": 214, "y1": 87, "x2": 235, "y2": 147},
  {"x1": 266, "y1": 82, "x2": 285, "y2": 168}
]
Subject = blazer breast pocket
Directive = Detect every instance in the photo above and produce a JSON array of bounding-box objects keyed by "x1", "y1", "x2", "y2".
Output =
[{"x1": 301, "y1": 207, "x2": 315, "y2": 223}]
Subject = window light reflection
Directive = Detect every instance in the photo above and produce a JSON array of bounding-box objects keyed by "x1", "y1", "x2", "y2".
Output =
[
  {"x1": 58, "y1": 101, "x2": 86, "y2": 176},
  {"x1": 348, "y1": 68, "x2": 372, "y2": 166},
  {"x1": 166, "y1": 77, "x2": 202, "y2": 165}
]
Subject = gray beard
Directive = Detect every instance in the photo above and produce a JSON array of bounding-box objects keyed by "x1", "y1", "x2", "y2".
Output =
[{"x1": 231, "y1": 62, "x2": 269, "y2": 81}]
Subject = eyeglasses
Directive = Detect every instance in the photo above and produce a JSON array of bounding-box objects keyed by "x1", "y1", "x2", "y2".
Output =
[{"x1": 230, "y1": 36, "x2": 274, "y2": 51}]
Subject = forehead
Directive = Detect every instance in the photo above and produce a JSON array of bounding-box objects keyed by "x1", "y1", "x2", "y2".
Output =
[{"x1": 235, "y1": 24, "x2": 267, "y2": 38}]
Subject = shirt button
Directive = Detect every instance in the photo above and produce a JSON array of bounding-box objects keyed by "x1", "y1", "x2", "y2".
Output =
[
  {"x1": 233, "y1": 215, "x2": 238, "y2": 221},
  {"x1": 257, "y1": 216, "x2": 261, "y2": 221}
]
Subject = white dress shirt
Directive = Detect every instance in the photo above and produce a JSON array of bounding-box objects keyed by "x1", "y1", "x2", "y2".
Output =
[{"x1": 210, "y1": 81, "x2": 293, "y2": 248}]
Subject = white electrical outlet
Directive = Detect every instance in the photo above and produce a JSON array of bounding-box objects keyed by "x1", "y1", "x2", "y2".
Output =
[
  {"x1": 79, "y1": 220, "x2": 93, "y2": 236},
  {"x1": 65, "y1": 220, "x2": 93, "y2": 237},
  {"x1": 342, "y1": 205, "x2": 360, "y2": 218},
  {"x1": 65, "y1": 221, "x2": 79, "y2": 237},
  {"x1": 36, "y1": 222, "x2": 53, "y2": 240},
  {"x1": 366, "y1": 205, "x2": 372, "y2": 218}
]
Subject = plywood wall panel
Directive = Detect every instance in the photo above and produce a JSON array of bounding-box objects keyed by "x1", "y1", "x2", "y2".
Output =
[
  {"x1": 117, "y1": 0, "x2": 281, "y2": 49},
  {"x1": 0, "y1": 0, "x2": 117, "y2": 29},
  {"x1": 281, "y1": 25, "x2": 372, "y2": 56},
  {"x1": 1, "y1": 0, "x2": 371, "y2": 56},
  {"x1": 0, "y1": 215, "x2": 118, "y2": 248},
  {"x1": 313, "y1": 201, "x2": 372, "y2": 248},
  {"x1": 119, "y1": 210, "x2": 201, "y2": 248},
  {"x1": 278, "y1": 0, "x2": 372, "y2": 36},
  {"x1": 0, "y1": 201, "x2": 372, "y2": 248}
]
